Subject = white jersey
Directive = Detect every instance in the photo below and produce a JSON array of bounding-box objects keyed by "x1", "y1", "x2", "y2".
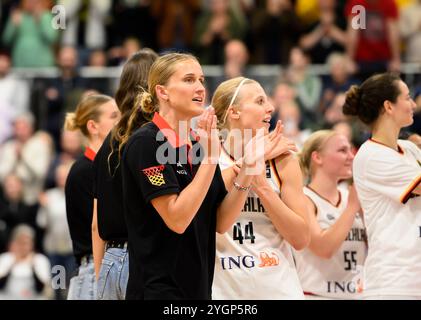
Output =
[
  {"x1": 212, "y1": 150, "x2": 304, "y2": 300},
  {"x1": 293, "y1": 187, "x2": 367, "y2": 299},
  {"x1": 353, "y1": 139, "x2": 421, "y2": 297}
]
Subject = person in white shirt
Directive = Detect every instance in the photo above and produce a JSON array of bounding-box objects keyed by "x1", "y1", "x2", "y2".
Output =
[
  {"x1": 294, "y1": 130, "x2": 367, "y2": 299},
  {"x1": 0, "y1": 52, "x2": 30, "y2": 143},
  {"x1": 211, "y1": 77, "x2": 311, "y2": 299},
  {"x1": 0, "y1": 224, "x2": 51, "y2": 300},
  {"x1": 0, "y1": 113, "x2": 53, "y2": 206},
  {"x1": 343, "y1": 72, "x2": 421, "y2": 299}
]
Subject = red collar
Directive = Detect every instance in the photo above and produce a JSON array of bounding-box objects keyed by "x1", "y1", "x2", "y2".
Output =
[
  {"x1": 84, "y1": 147, "x2": 96, "y2": 161},
  {"x1": 152, "y1": 112, "x2": 198, "y2": 148}
]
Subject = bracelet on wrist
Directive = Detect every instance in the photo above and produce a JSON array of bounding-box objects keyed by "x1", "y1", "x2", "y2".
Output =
[{"x1": 233, "y1": 181, "x2": 251, "y2": 192}]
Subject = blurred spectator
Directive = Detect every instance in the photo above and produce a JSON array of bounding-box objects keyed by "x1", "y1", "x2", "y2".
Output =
[
  {"x1": 39, "y1": 47, "x2": 100, "y2": 148},
  {"x1": 399, "y1": 0, "x2": 421, "y2": 63},
  {"x1": 223, "y1": 39, "x2": 250, "y2": 79},
  {"x1": 0, "y1": 174, "x2": 40, "y2": 253},
  {"x1": 88, "y1": 49, "x2": 108, "y2": 67},
  {"x1": 44, "y1": 130, "x2": 83, "y2": 190},
  {"x1": 323, "y1": 92, "x2": 347, "y2": 127},
  {"x1": 0, "y1": 52, "x2": 30, "y2": 143},
  {"x1": 269, "y1": 80, "x2": 296, "y2": 129},
  {"x1": 87, "y1": 50, "x2": 111, "y2": 96},
  {"x1": 59, "y1": 0, "x2": 111, "y2": 51},
  {"x1": 206, "y1": 39, "x2": 252, "y2": 99},
  {"x1": 37, "y1": 163, "x2": 75, "y2": 300},
  {"x1": 269, "y1": 81, "x2": 312, "y2": 149},
  {"x1": 275, "y1": 100, "x2": 312, "y2": 150},
  {"x1": 108, "y1": 37, "x2": 141, "y2": 66},
  {"x1": 345, "y1": 0, "x2": 401, "y2": 79},
  {"x1": 251, "y1": 0, "x2": 302, "y2": 65},
  {"x1": 0, "y1": 224, "x2": 51, "y2": 300},
  {"x1": 0, "y1": 113, "x2": 53, "y2": 206},
  {"x1": 193, "y1": 0, "x2": 247, "y2": 64},
  {"x1": 299, "y1": 0, "x2": 347, "y2": 64},
  {"x1": 151, "y1": 0, "x2": 201, "y2": 52},
  {"x1": 108, "y1": 0, "x2": 157, "y2": 51},
  {"x1": 1, "y1": 0, "x2": 58, "y2": 68},
  {"x1": 319, "y1": 52, "x2": 359, "y2": 114},
  {"x1": 285, "y1": 47, "x2": 322, "y2": 129}
]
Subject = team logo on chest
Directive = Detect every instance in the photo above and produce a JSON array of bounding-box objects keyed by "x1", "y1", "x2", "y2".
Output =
[{"x1": 142, "y1": 165, "x2": 166, "y2": 186}]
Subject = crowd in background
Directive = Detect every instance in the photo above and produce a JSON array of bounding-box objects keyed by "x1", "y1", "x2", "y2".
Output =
[{"x1": 0, "y1": 0, "x2": 420, "y2": 299}]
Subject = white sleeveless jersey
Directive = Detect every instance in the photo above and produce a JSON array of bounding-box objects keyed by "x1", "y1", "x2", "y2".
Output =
[
  {"x1": 293, "y1": 187, "x2": 367, "y2": 299},
  {"x1": 353, "y1": 139, "x2": 421, "y2": 297},
  {"x1": 212, "y1": 150, "x2": 304, "y2": 299}
]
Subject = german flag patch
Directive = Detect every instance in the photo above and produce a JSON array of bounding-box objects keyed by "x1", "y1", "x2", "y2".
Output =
[{"x1": 142, "y1": 165, "x2": 166, "y2": 186}]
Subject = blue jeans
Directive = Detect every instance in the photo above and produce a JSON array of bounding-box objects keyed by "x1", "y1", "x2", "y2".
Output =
[
  {"x1": 97, "y1": 247, "x2": 129, "y2": 300},
  {"x1": 67, "y1": 257, "x2": 96, "y2": 300}
]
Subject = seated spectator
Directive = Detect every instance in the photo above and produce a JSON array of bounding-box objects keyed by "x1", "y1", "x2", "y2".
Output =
[
  {"x1": 193, "y1": 0, "x2": 247, "y2": 64},
  {"x1": 108, "y1": 36, "x2": 142, "y2": 67},
  {"x1": 271, "y1": 98, "x2": 312, "y2": 150},
  {"x1": 224, "y1": 39, "x2": 249, "y2": 79},
  {"x1": 0, "y1": 224, "x2": 51, "y2": 300},
  {"x1": 1, "y1": 0, "x2": 58, "y2": 68},
  {"x1": 0, "y1": 51, "x2": 30, "y2": 143},
  {"x1": 37, "y1": 163, "x2": 75, "y2": 300},
  {"x1": 323, "y1": 92, "x2": 347, "y2": 127},
  {"x1": 319, "y1": 52, "x2": 359, "y2": 114},
  {"x1": 207, "y1": 39, "x2": 250, "y2": 97},
  {"x1": 285, "y1": 46, "x2": 322, "y2": 128},
  {"x1": 88, "y1": 50, "x2": 108, "y2": 68},
  {"x1": 269, "y1": 80, "x2": 297, "y2": 129},
  {"x1": 0, "y1": 112, "x2": 53, "y2": 206},
  {"x1": 299, "y1": 0, "x2": 347, "y2": 64},
  {"x1": 0, "y1": 174, "x2": 39, "y2": 246},
  {"x1": 38, "y1": 46, "x2": 101, "y2": 148}
]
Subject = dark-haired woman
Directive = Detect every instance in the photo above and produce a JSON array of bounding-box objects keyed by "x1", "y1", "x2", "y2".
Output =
[
  {"x1": 92, "y1": 48, "x2": 158, "y2": 300},
  {"x1": 343, "y1": 72, "x2": 421, "y2": 299}
]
